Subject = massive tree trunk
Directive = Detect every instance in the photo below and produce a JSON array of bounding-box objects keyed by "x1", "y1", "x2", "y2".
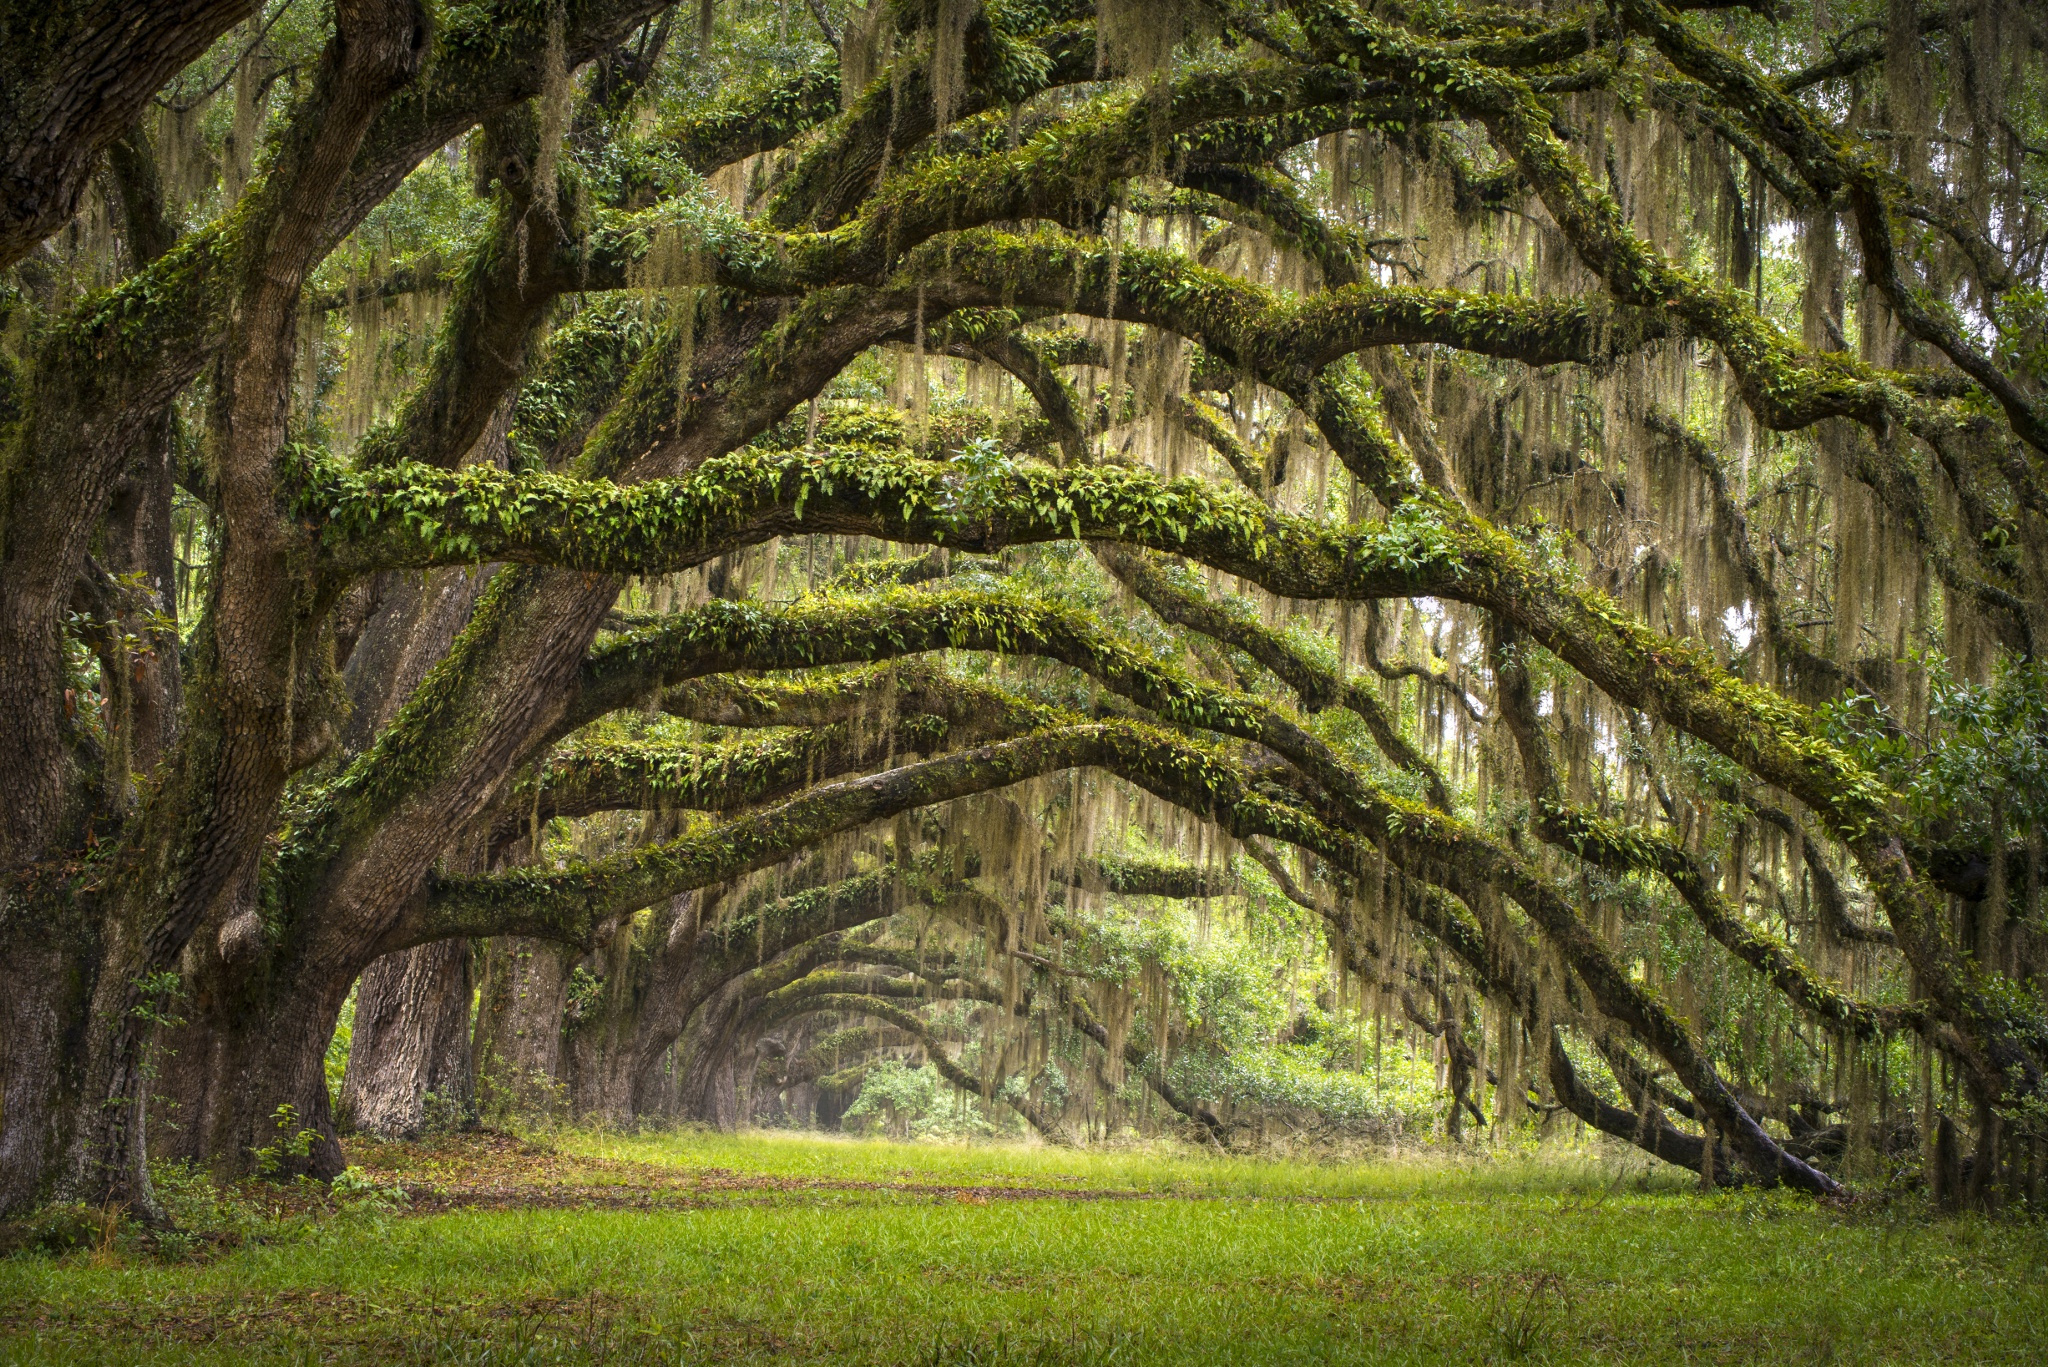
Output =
[
  {"x1": 0, "y1": 914, "x2": 95, "y2": 1215},
  {"x1": 194, "y1": 982, "x2": 354, "y2": 1183},
  {"x1": 673, "y1": 976, "x2": 752, "y2": 1130},
  {"x1": 339, "y1": 939, "x2": 474, "y2": 1138},
  {"x1": 59, "y1": 0, "x2": 430, "y2": 1214},
  {"x1": 146, "y1": 937, "x2": 355, "y2": 1183},
  {"x1": 562, "y1": 917, "x2": 640, "y2": 1126},
  {"x1": 77, "y1": 262, "x2": 964, "y2": 1180},
  {"x1": 633, "y1": 1042, "x2": 686, "y2": 1122},
  {"x1": 0, "y1": 0, "x2": 721, "y2": 1217},
  {"x1": 136, "y1": 542, "x2": 495, "y2": 1169},
  {"x1": 472, "y1": 938, "x2": 573, "y2": 1119},
  {"x1": 556, "y1": 893, "x2": 707, "y2": 1125}
]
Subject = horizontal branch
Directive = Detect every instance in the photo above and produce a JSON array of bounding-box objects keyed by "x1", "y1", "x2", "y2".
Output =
[
  {"x1": 521, "y1": 678, "x2": 1038, "y2": 825},
  {"x1": 301, "y1": 446, "x2": 1904, "y2": 865},
  {"x1": 1095, "y1": 544, "x2": 1452, "y2": 811},
  {"x1": 1616, "y1": 0, "x2": 2048, "y2": 456},
  {"x1": 1058, "y1": 855, "x2": 1233, "y2": 900},
  {"x1": 415, "y1": 724, "x2": 1146, "y2": 943},
  {"x1": 1295, "y1": 2, "x2": 1968, "y2": 444}
]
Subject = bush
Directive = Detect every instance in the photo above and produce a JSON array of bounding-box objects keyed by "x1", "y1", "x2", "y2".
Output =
[
  {"x1": 842, "y1": 1060, "x2": 941, "y2": 1139},
  {"x1": 0, "y1": 1202, "x2": 103, "y2": 1258},
  {"x1": 330, "y1": 1165, "x2": 410, "y2": 1212}
]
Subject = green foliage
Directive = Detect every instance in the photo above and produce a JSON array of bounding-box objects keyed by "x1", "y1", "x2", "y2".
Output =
[
  {"x1": 0, "y1": 1204, "x2": 104, "y2": 1259},
  {"x1": 505, "y1": 298, "x2": 664, "y2": 470},
  {"x1": 563, "y1": 965, "x2": 606, "y2": 1025},
  {"x1": 249, "y1": 1105, "x2": 323, "y2": 1180},
  {"x1": 841, "y1": 1059, "x2": 944, "y2": 1138},
  {"x1": 328, "y1": 1166, "x2": 410, "y2": 1213},
  {"x1": 1994, "y1": 286, "x2": 2048, "y2": 390},
  {"x1": 290, "y1": 431, "x2": 1290, "y2": 574},
  {"x1": 1907, "y1": 658, "x2": 2048, "y2": 837}
]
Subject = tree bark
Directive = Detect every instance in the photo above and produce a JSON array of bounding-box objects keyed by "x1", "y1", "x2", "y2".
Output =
[
  {"x1": 338, "y1": 940, "x2": 474, "y2": 1138},
  {"x1": 472, "y1": 938, "x2": 573, "y2": 1120},
  {"x1": 0, "y1": 910, "x2": 94, "y2": 1216},
  {"x1": 342, "y1": 567, "x2": 496, "y2": 754},
  {"x1": 0, "y1": 1, "x2": 259, "y2": 272},
  {"x1": 673, "y1": 976, "x2": 752, "y2": 1129},
  {"x1": 146, "y1": 948, "x2": 353, "y2": 1184}
]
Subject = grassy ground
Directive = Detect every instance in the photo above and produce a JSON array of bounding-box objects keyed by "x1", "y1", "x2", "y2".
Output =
[{"x1": 3, "y1": 1130, "x2": 2045, "y2": 1365}]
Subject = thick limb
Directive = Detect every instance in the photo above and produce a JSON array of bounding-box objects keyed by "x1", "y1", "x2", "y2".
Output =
[
  {"x1": 67, "y1": 0, "x2": 432, "y2": 1212},
  {"x1": 0, "y1": 1, "x2": 259, "y2": 271},
  {"x1": 1492, "y1": 630, "x2": 1916, "y2": 1044},
  {"x1": 1093, "y1": 544, "x2": 1452, "y2": 811}
]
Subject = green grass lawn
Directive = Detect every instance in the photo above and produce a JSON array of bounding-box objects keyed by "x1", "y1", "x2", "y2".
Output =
[{"x1": 4, "y1": 1130, "x2": 2045, "y2": 1365}]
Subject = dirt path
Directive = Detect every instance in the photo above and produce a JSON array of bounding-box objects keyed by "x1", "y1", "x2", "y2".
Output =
[{"x1": 346, "y1": 1132, "x2": 1170, "y2": 1214}]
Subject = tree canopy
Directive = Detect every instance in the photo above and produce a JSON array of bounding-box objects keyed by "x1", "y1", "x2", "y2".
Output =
[{"x1": 2, "y1": 0, "x2": 2046, "y2": 1219}]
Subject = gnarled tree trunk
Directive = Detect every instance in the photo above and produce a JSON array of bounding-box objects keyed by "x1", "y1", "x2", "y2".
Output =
[{"x1": 339, "y1": 939, "x2": 474, "y2": 1138}]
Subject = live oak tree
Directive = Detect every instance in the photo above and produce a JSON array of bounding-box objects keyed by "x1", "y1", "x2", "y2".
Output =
[{"x1": 3, "y1": 0, "x2": 2046, "y2": 1219}]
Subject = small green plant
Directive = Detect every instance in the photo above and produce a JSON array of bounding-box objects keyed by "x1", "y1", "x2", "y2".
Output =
[
  {"x1": 476, "y1": 1055, "x2": 571, "y2": 1128},
  {"x1": 330, "y1": 1165, "x2": 409, "y2": 1212},
  {"x1": 563, "y1": 965, "x2": 605, "y2": 1023},
  {"x1": 1, "y1": 1202, "x2": 100, "y2": 1257},
  {"x1": 1485, "y1": 1270, "x2": 1570, "y2": 1361},
  {"x1": 128, "y1": 970, "x2": 187, "y2": 1029},
  {"x1": 250, "y1": 1103, "x2": 323, "y2": 1179},
  {"x1": 145, "y1": 1158, "x2": 271, "y2": 1258},
  {"x1": 148, "y1": 1228, "x2": 198, "y2": 1263},
  {"x1": 420, "y1": 1088, "x2": 471, "y2": 1134}
]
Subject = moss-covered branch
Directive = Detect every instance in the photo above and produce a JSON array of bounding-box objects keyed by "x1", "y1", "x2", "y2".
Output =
[
  {"x1": 352, "y1": 109, "x2": 576, "y2": 473},
  {"x1": 1291, "y1": 1, "x2": 1957, "y2": 441},
  {"x1": 1615, "y1": 0, "x2": 2048, "y2": 456},
  {"x1": 651, "y1": 660, "x2": 1046, "y2": 736},
  {"x1": 766, "y1": 5, "x2": 1099, "y2": 231},
  {"x1": 518, "y1": 674, "x2": 1040, "y2": 827},
  {"x1": 1043, "y1": 970, "x2": 1227, "y2": 1142},
  {"x1": 1057, "y1": 854, "x2": 1233, "y2": 900},
  {"x1": 624, "y1": 59, "x2": 842, "y2": 201},
  {"x1": 1093, "y1": 544, "x2": 1452, "y2": 811},
  {"x1": 433, "y1": 675, "x2": 1837, "y2": 1188},
  {"x1": 303, "y1": 444, "x2": 1902, "y2": 885},
  {"x1": 947, "y1": 326, "x2": 1093, "y2": 467},
  {"x1": 1171, "y1": 394, "x2": 1270, "y2": 500},
  {"x1": 1492, "y1": 632, "x2": 1914, "y2": 1043},
  {"x1": 414, "y1": 724, "x2": 1133, "y2": 943},
  {"x1": 1546, "y1": 1029, "x2": 1741, "y2": 1181}
]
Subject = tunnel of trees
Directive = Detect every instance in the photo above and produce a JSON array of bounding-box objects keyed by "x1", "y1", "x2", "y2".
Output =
[{"x1": 2, "y1": 0, "x2": 2045, "y2": 1220}]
